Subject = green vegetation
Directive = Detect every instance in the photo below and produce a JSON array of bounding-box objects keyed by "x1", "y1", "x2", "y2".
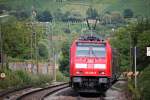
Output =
[
  {"x1": 56, "y1": 70, "x2": 69, "y2": 82},
  {"x1": 0, "y1": 68, "x2": 52, "y2": 89},
  {"x1": 127, "y1": 79, "x2": 141, "y2": 100},
  {"x1": 123, "y1": 9, "x2": 134, "y2": 18},
  {"x1": 59, "y1": 40, "x2": 70, "y2": 77},
  {"x1": 86, "y1": 7, "x2": 98, "y2": 19},
  {"x1": 138, "y1": 65, "x2": 150, "y2": 100},
  {"x1": 111, "y1": 18, "x2": 150, "y2": 100},
  {"x1": 0, "y1": 67, "x2": 68, "y2": 90},
  {"x1": 0, "y1": 0, "x2": 149, "y2": 63},
  {"x1": 0, "y1": 1, "x2": 150, "y2": 97},
  {"x1": 111, "y1": 18, "x2": 150, "y2": 71},
  {"x1": 1, "y1": 17, "x2": 31, "y2": 59},
  {"x1": 127, "y1": 65, "x2": 150, "y2": 100},
  {"x1": 36, "y1": 10, "x2": 53, "y2": 22},
  {"x1": 1, "y1": 0, "x2": 150, "y2": 18}
]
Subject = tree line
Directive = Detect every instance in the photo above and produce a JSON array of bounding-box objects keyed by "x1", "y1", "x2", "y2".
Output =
[{"x1": 111, "y1": 17, "x2": 150, "y2": 71}]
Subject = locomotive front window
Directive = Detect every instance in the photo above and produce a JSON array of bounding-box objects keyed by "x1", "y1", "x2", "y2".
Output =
[
  {"x1": 92, "y1": 47, "x2": 106, "y2": 57},
  {"x1": 76, "y1": 45, "x2": 106, "y2": 57},
  {"x1": 76, "y1": 46, "x2": 89, "y2": 57}
]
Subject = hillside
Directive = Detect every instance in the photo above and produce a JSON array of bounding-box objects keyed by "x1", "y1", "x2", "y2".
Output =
[{"x1": 0, "y1": 0, "x2": 150, "y2": 17}]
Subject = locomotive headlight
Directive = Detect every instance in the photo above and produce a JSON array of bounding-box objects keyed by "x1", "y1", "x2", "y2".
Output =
[
  {"x1": 94, "y1": 64, "x2": 106, "y2": 69},
  {"x1": 99, "y1": 71, "x2": 105, "y2": 75},
  {"x1": 75, "y1": 64, "x2": 87, "y2": 68},
  {"x1": 76, "y1": 71, "x2": 83, "y2": 74}
]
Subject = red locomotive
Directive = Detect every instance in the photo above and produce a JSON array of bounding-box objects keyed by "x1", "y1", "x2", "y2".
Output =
[{"x1": 69, "y1": 34, "x2": 120, "y2": 92}]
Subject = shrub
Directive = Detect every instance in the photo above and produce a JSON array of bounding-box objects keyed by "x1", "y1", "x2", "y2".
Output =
[
  {"x1": 32, "y1": 74, "x2": 52, "y2": 86},
  {"x1": 0, "y1": 68, "x2": 52, "y2": 89},
  {"x1": 138, "y1": 65, "x2": 150, "y2": 100},
  {"x1": 56, "y1": 70, "x2": 69, "y2": 82},
  {"x1": 127, "y1": 79, "x2": 141, "y2": 100},
  {"x1": 123, "y1": 9, "x2": 134, "y2": 18}
]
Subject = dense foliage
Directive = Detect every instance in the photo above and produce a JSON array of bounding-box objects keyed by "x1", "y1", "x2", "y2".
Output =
[
  {"x1": 1, "y1": 17, "x2": 50, "y2": 60},
  {"x1": 111, "y1": 18, "x2": 150, "y2": 100},
  {"x1": 86, "y1": 7, "x2": 98, "y2": 19},
  {"x1": 0, "y1": 68, "x2": 52, "y2": 89},
  {"x1": 59, "y1": 41, "x2": 70, "y2": 76},
  {"x1": 138, "y1": 65, "x2": 150, "y2": 100},
  {"x1": 38, "y1": 40, "x2": 49, "y2": 59},
  {"x1": 1, "y1": 17, "x2": 31, "y2": 59},
  {"x1": 111, "y1": 18, "x2": 150, "y2": 71},
  {"x1": 123, "y1": 9, "x2": 134, "y2": 18},
  {"x1": 36, "y1": 10, "x2": 53, "y2": 22},
  {"x1": 0, "y1": 1, "x2": 150, "y2": 97}
]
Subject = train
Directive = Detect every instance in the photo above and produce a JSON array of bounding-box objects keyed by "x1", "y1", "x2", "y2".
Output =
[{"x1": 69, "y1": 34, "x2": 120, "y2": 92}]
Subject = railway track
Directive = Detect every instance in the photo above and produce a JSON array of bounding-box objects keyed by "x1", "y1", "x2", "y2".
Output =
[
  {"x1": 1, "y1": 76, "x2": 127, "y2": 100},
  {"x1": 44, "y1": 77, "x2": 127, "y2": 100},
  {"x1": 16, "y1": 82, "x2": 69, "y2": 100},
  {"x1": 0, "y1": 86, "x2": 36, "y2": 100},
  {"x1": 77, "y1": 93, "x2": 105, "y2": 100},
  {"x1": 44, "y1": 87, "x2": 105, "y2": 100}
]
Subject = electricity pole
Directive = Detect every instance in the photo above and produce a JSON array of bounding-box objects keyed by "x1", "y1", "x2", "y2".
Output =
[
  {"x1": 132, "y1": 30, "x2": 137, "y2": 88},
  {"x1": 134, "y1": 46, "x2": 137, "y2": 88},
  {"x1": 45, "y1": 22, "x2": 51, "y2": 74},
  {"x1": 0, "y1": 14, "x2": 9, "y2": 69},
  {"x1": 129, "y1": 31, "x2": 132, "y2": 71},
  {"x1": 45, "y1": 19, "x2": 56, "y2": 81},
  {"x1": 52, "y1": 20, "x2": 56, "y2": 82},
  {"x1": 31, "y1": 6, "x2": 39, "y2": 73},
  {"x1": 0, "y1": 24, "x2": 3, "y2": 69}
]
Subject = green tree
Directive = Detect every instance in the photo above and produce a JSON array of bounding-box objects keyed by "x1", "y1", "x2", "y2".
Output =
[
  {"x1": 138, "y1": 65, "x2": 150, "y2": 100},
  {"x1": 2, "y1": 18, "x2": 31, "y2": 59},
  {"x1": 36, "y1": 10, "x2": 53, "y2": 22},
  {"x1": 111, "y1": 27, "x2": 130, "y2": 70},
  {"x1": 10, "y1": 10, "x2": 30, "y2": 21},
  {"x1": 123, "y1": 9, "x2": 134, "y2": 18},
  {"x1": 38, "y1": 40, "x2": 49, "y2": 59},
  {"x1": 59, "y1": 41, "x2": 70, "y2": 76},
  {"x1": 53, "y1": 8, "x2": 64, "y2": 21},
  {"x1": 86, "y1": 7, "x2": 98, "y2": 19},
  {"x1": 111, "y1": 18, "x2": 150, "y2": 71},
  {"x1": 111, "y1": 11, "x2": 124, "y2": 24}
]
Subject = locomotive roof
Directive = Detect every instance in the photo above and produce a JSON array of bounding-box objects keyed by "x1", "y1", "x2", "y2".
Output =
[{"x1": 78, "y1": 34, "x2": 106, "y2": 43}]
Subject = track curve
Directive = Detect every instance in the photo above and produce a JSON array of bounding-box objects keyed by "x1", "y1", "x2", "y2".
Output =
[{"x1": 16, "y1": 82, "x2": 69, "y2": 100}]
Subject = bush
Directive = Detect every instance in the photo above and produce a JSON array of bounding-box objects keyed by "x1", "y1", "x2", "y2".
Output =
[
  {"x1": 127, "y1": 65, "x2": 150, "y2": 100},
  {"x1": 15, "y1": 70, "x2": 32, "y2": 85},
  {"x1": 36, "y1": 10, "x2": 53, "y2": 22},
  {"x1": 0, "y1": 69, "x2": 20, "y2": 89},
  {"x1": 123, "y1": 9, "x2": 134, "y2": 18},
  {"x1": 56, "y1": 70, "x2": 69, "y2": 82},
  {"x1": 0, "y1": 68, "x2": 52, "y2": 89},
  {"x1": 138, "y1": 65, "x2": 150, "y2": 100},
  {"x1": 31, "y1": 74, "x2": 52, "y2": 86},
  {"x1": 127, "y1": 79, "x2": 141, "y2": 100}
]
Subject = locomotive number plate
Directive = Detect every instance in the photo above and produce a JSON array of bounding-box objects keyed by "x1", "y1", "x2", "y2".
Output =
[{"x1": 85, "y1": 72, "x2": 96, "y2": 74}]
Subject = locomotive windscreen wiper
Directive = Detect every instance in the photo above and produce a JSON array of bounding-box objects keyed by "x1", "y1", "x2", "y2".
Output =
[{"x1": 90, "y1": 48, "x2": 98, "y2": 58}]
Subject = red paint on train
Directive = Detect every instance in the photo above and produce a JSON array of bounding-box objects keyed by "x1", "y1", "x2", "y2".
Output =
[{"x1": 69, "y1": 34, "x2": 120, "y2": 92}]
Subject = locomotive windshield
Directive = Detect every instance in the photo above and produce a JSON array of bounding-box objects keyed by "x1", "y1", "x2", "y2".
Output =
[{"x1": 76, "y1": 43, "x2": 106, "y2": 57}]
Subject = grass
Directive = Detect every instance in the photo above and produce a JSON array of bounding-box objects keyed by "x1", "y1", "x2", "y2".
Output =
[
  {"x1": 127, "y1": 79, "x2": 141, "y2": 100},
  {"x1": 138, "y1": 65, "x2": 150, "y2": 100},
  {"x1": 0, "y1": 68, "x2": 52, "y2": 89},
  {"x1": 0, "y1": 67, "x2": 69, "y2": 90},
  {"x1": 62, "y1": 4, "x2": 89, "y2": 16},
  {"x1": 127, "y1": 65, "x2": 150, "y2": 100},
  {"x1": 107, "y1": 0, "x2": 150, "y2": 16},
  {"x1": 56, "y1": 70, "x2": 69, "y2": 82}
]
